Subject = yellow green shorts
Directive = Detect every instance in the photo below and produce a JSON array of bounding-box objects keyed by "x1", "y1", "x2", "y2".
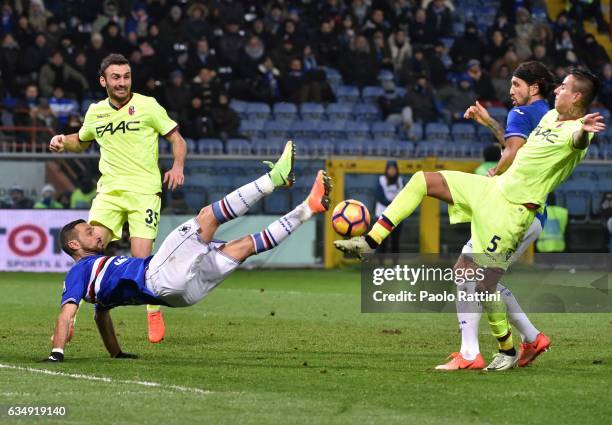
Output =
[
  {"x1": 439, "y1": 171, "x2": 535, "y2": 270},
  {"x1": 89, "y1": 191, "x2": 161, "y2": 241}
]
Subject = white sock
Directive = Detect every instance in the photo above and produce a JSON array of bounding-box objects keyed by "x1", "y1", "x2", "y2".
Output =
[
  {"x1": 212, "y1": 174, "x2": 274, "y2": 223},
  {"x1": 456, "y1": 281, "x2": 482, "y2": 360},
  {"x1": 497, "y1": 283, "x2": 540, "y2": 343},
  {"x1": 251, "y1": 203, "x2": 312, "y2": 253}
]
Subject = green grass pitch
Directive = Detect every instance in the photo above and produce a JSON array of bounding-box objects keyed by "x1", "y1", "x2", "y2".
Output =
[{"x1": 1, "y1": 270, "x2": 611, "y2": 424}]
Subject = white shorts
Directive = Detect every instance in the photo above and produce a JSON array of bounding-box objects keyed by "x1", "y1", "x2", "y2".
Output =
[
  {"x1": 461, "y1": 217, "x2": 543, "y2": 264},
  {"x1": 145, "y1": 219, "x2": 241, "y2": 307}
]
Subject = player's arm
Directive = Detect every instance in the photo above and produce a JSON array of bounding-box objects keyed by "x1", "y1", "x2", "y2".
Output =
[
  {"x1": 164, "y1": 129, "x2": 186, "y2": 191},
  {"x1": 464, "y1": 101, "x2": 506, "y2": 145},
  {"x1": 94, "y1": 307, "x2": 138, "y2": 359},
  {"x1": 573, "y1": 112, "x2": 606, "y2": 150},
  {"x1": 44, "y1": 302, "x2": 79, "y2": 362},
  {"x1": 489, "y1": 136, "x2": 526, "y2": 176},
  {"x1": 49, "y1": 133, "x2": 92, "y2": 153}
]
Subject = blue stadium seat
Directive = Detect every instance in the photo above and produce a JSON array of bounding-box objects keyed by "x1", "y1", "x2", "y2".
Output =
[
  {"x1": 488, "y1": 106, "x2": 508, "y2": 124},
  {"x1": 603, "y1": 145, "x2": 612, "y2": 160},
  {"x1": 245, "y1": 102, "x2": 271, "y2": 120},
  {"x1": 453, "y1": 142, "x2": 474, "y2": 158},
  {"x1": 390, "y1": 141, "x2": 415, "y2": 157},
  {"x1": 363, "y1": 139, "x2": 392, "y2": 156},
  {"x1": 409, "y1": 122, "x2": 424, "y2": 141},
  {"x1": 197, "y1": 138, "x2": 224, "y2": 155},
  {"x1": 239, "y1": 119, "x2": 265, "y2": 139},
  {"x1": 185, "y1": 138, "x2": 198, "y2": 153},
  {"x1": 273, "y1": 102, "x2": 298, "y2": 122},
  {"x1": 336, "y1": 85, "x2": 360, "y2": 103},
  {"x1": 591, "y1": 178, "x2": 612, "y2": 216},
  {"x1": 476, "y1": 125, "x2": 496, "y2": 143},
  {"x1": 586, "y1": 145, "x2": 600, "y2": 160},
  {"x1": 344, "y1": 121, "x2": 370, "y2": 140},
  {"x1": 252, "y1": 139, "x2": 285, "y2": 156},
  {"x1": 377, "y1": 70, "x2": 395, "y2": 82},
  {"x1": 225, "y1": 138, "x2": 251, "y2": 155},
  {"x1": 451, "y1": 123, "x2": 477, "y2": 141},
  {"x1": 335, "y1": 139, "x2": 364, "y2": 155},
  {"x1": 415, "y1": 141, "x2": 445, "y2": 157},
  {"x1": 308, "y1": 139, "x2": 334, "y2": 156},
  {"x1": 371, "y1": 121, "x2": 396, "y2": 140},
  {"x1": 319, "y1": 120, "x2": 347, "y2": 140},
  {"x1": 263, "y1": 191, "x2": 292, "y2": 214},
  {"x1": 324, "y1": 67, "x2": 343, "y2": 86},
  {"x1": 206, "y1": 186, "x2": 235, "y2": 205},
  {"x1": 158, "y1": 139, "x2": 170, "y2": 154},
  {"x1": 230, "y1": 99, "x2": 248, "y2": 115},
  {"x1": 300, "y1": 102, "x2": 325, "y2": 120},
  {"x1": 326, "y1": 103, "x2": 354, "y2": 121},
  {"x1": 425, "y1": 123, "x2": 451, "y2": 141},
  {"x1": 291, "y1": 120, "x2": 320, "y2": 140},
  {"x1": 264, "y1": 120, "x2": 292, "y2": 139},
  {"x1": 361, "y1": 86, "x2": 384, "y2": 104},
  {"x1": 352, "y1": 103, "x2": 380, "y2": 121},
  {"x1": 81, "y1": 99, "x2": 94, "y2": 114},
  {"x1": 182, "y1": 185, "x2": 206, "y2": 212}
]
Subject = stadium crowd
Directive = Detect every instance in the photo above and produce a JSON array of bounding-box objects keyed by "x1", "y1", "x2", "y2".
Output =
[{"x1": 0, "y1": 0, "x2": 609, "y2": 141}]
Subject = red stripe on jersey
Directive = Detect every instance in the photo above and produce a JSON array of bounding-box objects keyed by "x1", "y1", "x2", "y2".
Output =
[{"x1": 88, "y1": 256, "x2": 109, "y2": 302}]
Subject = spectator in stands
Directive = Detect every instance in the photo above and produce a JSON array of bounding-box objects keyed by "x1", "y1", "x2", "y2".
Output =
[
  {"x1": 425, "y1": 0, "x2": 453, "y2": 40},
  {"x1": 466, "y1": 59, "x2": 497, "y2": 101},
  {"x1": 61, "y1": 112, "x2": 82, "y2": 135},
  {"x1": 578, "y1": 34, "x2": 609, "y2": 74},
  {"x1": 44, "y1": 18, "x2": 63, "y2": 50},
  {"x1": 34, "y1": 184, "x2": 63, "y2": 209},
  {"x1": 58, "y1": 191, "x2": 71, "y2": 209},
  {"x1": 250, "y1": 18, "x2": 275, "y2": 51},
  {"x1": 315, "y1": 19, "x2": 341, "y2": 67},
  {"x1": 159, "y1": 4, "x2": 185, "y2": 46},
  {"x1": 340, "y1": 35, "x2": 379, "y2": 87},
  {"x1": 483, "y1": 30, "x2": 509, "y2": 70},
  {"x1": 217, "y1": 19, "x2": 247, "y2": 70},
  {"x1": 163, "y1": 190, "x2": 192, "y2": 215},
  {"x1": 488, "y1": 12, "x2": 516, "y2": 41},
  {"x1": 437, "y1": 75, "x2": 478, "y2": 123},
  {"x1": 450, "y1": 22, "x2": 485, "y2": 70},
  {"x1": 492, "y1": 64, "x2": 512, "y2": 106},
  {"x1": 85, "y1": 32, "x2": 109, "y2": 75},
  {"x1": 530, "y1": 44, "x2": 555, "y2": 71},
  {"x1": 1, "y1": 33, "x2": 20, "y2": 96},
  {"x1": 181, "y1": 96, "x2": 211, "y2": 139},
  {"x1": 370, "y1": 30, "x2": 393, "y2": 70},
  {"x1": 475, "y1": 145, "x2": 502, "y2": 176},
  {"x1": 554, "y1": 29, "x2": 579, "y2": 66},
  {"x1": 400, "y1": 48, "x2": 430, "y2": 86},
  {"x1": 20, "y1": 33, "x2": 51, "y2": 76},
  {"x1": 338, "y1": 14, "x2": 357, "y2": 49},
  {"x1": 389, "y1": 0, "x2": 413, "y2": 32},
  {"x1": 248, "y1": 56, "x2": 282, "y2": 103},
  {"x1": 92, "y1": 0, "x2": 125, "y2": 35},
  {"x1": 568, "y1": 0, "x2": 609, "y2": 33},
  {"x1": 379, "y1": 80, "x2": 415, "y2": 133},
  {"x1": 102, "y1": 22, "x2": 129, "y2": 56},
  {"x1": 192, "y1": 66, "x2": 223, "y2": 109},
  {"x1": 0, "y1": 3, "x2": 16, "y2": 36},
  {"x1": 388, "y1": 29, "x2": 412, "y2": 73},
  {"x1": 30, "y1": 98, "x2": 58, "y2": 133},
  {"x1": 141, "y1": 76, "x2": 164, "y2": 100},
  {"x1": 405, "y1": 75, "x2": 440, "y2": 124},
  {"x1": 39, "y1": 51, "x2": 89, "y2": 99},
  {"x1": 375, "y1": 160, "x2": 404, "y2": 260},
  {"x1": 70, "y1": 178, "x2": 96, "y2": 209},
  {"x1": 28, "y1": 0, "x2": 51, "y2": 33},
  {"x1": 163, "y1": 70, "x2": 191, "y2": 120},
  {"x1": 599, "y1": 63, "x2": 612, "y2": 112},
  {"x1": 13, "y1": 85, "x2": 39, "y2": 127},
  {"x1": 426, "y1": 41, "x2": 452, "y2": 89},
  {"x1": 210, "y1": 93, "x2": 241, "y2": 141},
  {"x1": 239, "y1": 35, "x2": 267, "y2": 79},
  {"x1": 513, "y1": 7, "x2": 534, "y2": 60},
  {"x1": 362, "y1": 9, "x2": 392, "y2": 38},
  {"x1": 48, "y1": 87, "x2": 79, "y2": 129},
  {"x1": 183, "y1": 2, "x2": 211, "y2": 45},
  {"x1": 186, "y1": 38, "x2": 218, "y2": 79},
  {"x1": 125, "y1": 4, "x2": 150, "y2": 38},
  {"x1": 409, "y1": 8, "x2": 433, "y2": 48},
  {"x1": 271, "y1": 35, "x2": 298, "y2": 76},
  {"x1": 8, "y1": 185, "x2": 34, "y2": 209},
  {"x1": 350, "y1": 0, "x2": 370, "y2": 27}
]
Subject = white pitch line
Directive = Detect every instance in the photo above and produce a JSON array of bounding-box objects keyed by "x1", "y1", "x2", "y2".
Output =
[{"x1": 0, "y1": 363, "x2": 211, "y2": 395}]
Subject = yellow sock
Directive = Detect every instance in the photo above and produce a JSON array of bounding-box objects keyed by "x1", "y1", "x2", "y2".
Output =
[
  {"x1": 147, "y1": 304, "x2": 160, "y2": 313},
  {"x1": 368, "y1": 171, "x2": 427, "y2": 244},
  {"x1": 483, "y1": 296, "x2": 513, "y2": 350}
]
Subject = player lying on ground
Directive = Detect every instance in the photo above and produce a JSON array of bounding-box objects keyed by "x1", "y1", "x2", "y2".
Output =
[
  {"x1": 45, "y1": 142, "x2": 331, "y2": 362},
  {"x1": 335, "y1": 68, "x2": 605, "y2": 370},
  {"x1": 438, "y1": 61, "x2": 555, "y2": 371}
]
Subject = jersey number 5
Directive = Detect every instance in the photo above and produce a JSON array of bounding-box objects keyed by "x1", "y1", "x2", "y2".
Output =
[
  {"x1": 486, "y1": 235, "x2": 501, "y2": 252},
  {"x1": 145, "y1": 209, "x2": 159, "y2": 227}
]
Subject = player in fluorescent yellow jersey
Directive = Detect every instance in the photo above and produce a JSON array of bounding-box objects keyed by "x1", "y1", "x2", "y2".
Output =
[
  {"x1": 49, "y1": 53, "x2": 187, "y2": 343},
  {"x1": 335, "y1": 68, "x2": 605, "y2": 370}
]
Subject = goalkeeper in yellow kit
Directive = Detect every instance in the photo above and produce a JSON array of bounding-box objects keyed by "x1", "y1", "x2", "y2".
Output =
[
  {"x1": 336, "y1": 68, "x2": 606, "y2": 370},
  {"x1": 49, "y1": 53, "x2": 187, "y2": 343}
]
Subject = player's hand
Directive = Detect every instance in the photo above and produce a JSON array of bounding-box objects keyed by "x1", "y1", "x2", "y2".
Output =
[
  {"x1": 582, "y1": 112, "x2": 606, "y2": 133},
  {"x1": 163, "y1": 166, "x2": 184, "y2": 191},
  {"x1": 487, "y1": 166, "x2": 497, "y2": 177},
  {"x1": 42, "y1": 351, "x2": 64, "y2": 363},
  {"x1": 113, "y1": 351, "x2": 138, "y2": 359},
  {"x1": 49, "y1": 134, "x2": 66, "y2": 152},
  {"x1": 463, "y1": 101, "x2": 491, "y2": 126}
]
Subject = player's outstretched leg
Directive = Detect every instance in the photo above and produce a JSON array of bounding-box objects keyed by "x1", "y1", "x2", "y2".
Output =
[
  {"x1": 219, "y1": 170, "x2": 331, "y2": 262},
  {"x1": 211, "y1": 140, "x2": 295, "y2": 225}
]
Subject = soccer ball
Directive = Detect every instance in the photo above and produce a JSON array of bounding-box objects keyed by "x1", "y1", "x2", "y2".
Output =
[{"x1": 331, "y1": 199, "x2": 371, "y2": 237}]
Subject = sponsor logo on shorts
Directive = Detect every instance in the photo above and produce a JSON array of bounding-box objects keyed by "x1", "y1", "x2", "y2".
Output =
[{"x1": 178, "y1": 224, "x2": 191, "y2": 236}]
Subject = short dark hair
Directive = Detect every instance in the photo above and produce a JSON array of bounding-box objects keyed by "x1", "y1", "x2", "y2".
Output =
[
  {"x1": 568, "y1": 67, "x2": 601, "y2": 108},
  {"x1": 60, "y1": 219, "x2": 86, "y2": 257},
  {"x1": 99, "y1": 53, "x2": 130, "y2": 77},
  {"x1": 512, "y1": 61, "x2": 556, "y2": 98}
]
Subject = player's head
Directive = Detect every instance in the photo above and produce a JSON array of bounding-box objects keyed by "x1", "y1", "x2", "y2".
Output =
[
  {"x1": 99, "y1": 53, "x2": 131, "y2": 103},
  {"x1": 510, "y1": 61, "x2": 556, "y2": 106},
  {"x1": 554, "y1": 68, "x2": 601, "y2": 114},
  {"x1": 60, "y1": 219, "x2": 105, "y2": 259}
]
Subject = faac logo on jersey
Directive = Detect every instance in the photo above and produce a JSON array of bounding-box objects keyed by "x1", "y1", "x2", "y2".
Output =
[
  {"x1": 533, "y1": 125, "x2": 558, "y2": 144},
  {"x1": 95, "y1": 120, "x2": 140, "y2": 137}
]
